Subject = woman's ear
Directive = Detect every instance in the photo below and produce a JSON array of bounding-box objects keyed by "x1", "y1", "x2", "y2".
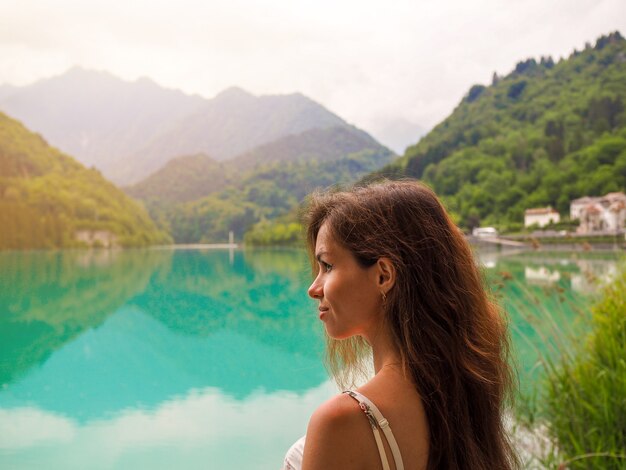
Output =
[{"x1": 376, "y1": 257, "x2": 395, "y2": 293}]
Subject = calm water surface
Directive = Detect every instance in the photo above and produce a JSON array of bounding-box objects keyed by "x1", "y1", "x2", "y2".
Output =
[{"x1": 0, "y1": 247, "x2": 621, "y2": 469}]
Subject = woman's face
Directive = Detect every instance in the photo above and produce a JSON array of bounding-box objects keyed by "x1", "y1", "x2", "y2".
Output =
[{"x1": 308, "y1": 222, "x2": 383, "y2": 340}]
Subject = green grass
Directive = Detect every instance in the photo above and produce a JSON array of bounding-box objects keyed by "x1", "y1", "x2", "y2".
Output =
[
  {"x1": 543, "y1": 265, "x2": 626, "y2": 468},
  {"x1": 515, "y1": 264, "x2": 626, "y2": 468}
]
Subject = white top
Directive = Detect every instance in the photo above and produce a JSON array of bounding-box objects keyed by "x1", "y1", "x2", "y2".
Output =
[
  {"x1": 281, "y1": 391, "x2": 404, "y2": 470},
  {"x1": 282, "y1": 436, "x2": 305, "y2": 470}
]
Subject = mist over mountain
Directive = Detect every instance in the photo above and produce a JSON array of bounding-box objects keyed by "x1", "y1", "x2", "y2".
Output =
[
  {"x1": 109, "y1": 88, "x2": 349, "y2": 184},
  {"x1": 230, "y1": 124, "x2": 383, "y2": 170},
  {"x1": 0, "y1": 84, "x2": 18, "y2": 101},
  {"x1": 0, "y1": 67, "x2": 206, "y2": 171},
  {"x1": 367, "y1": 117, "x2": 428, "y2": 154},
  {"x1": 125, "y1": 125, "x2": 391, "y2": 204},
  {"x1": 0, "y1": 69, "x2": 358, "y2": 185},
  {"x1": 0, "y1": 65, "x2": 395, "y2": 245}
]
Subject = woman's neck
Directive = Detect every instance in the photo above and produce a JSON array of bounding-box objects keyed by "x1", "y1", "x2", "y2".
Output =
[{"x1": 366, "y1": 325, "x2": 401, "y2": 374}]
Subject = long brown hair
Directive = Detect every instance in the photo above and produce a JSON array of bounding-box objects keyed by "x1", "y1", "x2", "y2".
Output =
[{"x1": 304, "y1": 180, "x2": 518, "y2": 470}]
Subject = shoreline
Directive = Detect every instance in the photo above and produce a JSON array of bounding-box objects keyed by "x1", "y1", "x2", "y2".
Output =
[
  {"x1": 468, "y1": 238, "x2": 625, "y2": 252},
  {"x1": 150, "y1": 243, "x2": 238, "y2": 250}
]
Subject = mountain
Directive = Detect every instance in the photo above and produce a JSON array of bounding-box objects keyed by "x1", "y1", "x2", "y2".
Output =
[
  {"x1": 231, "y1": 124, "x2": 384, "y2": 170},
  {"x1": 371, "y1": 31, "x2": 626, "y2": 231},
  {"x1": 162, "y1": 145, "x2": 395, "y2": 243},
  {"x1": 366, "y1": 117, "x2": 428, "y2": 154},
  {"x1": 124, "y1": 154, "x2": 233, "y2": 204},
  {"x1": 0, "y1": 111, "x2": 171, "y2": 249},
  {"x1": 109, "y1": 88, "x2": 349, "y2": 184},
  {"x1": 0, "y1": 69, "x2": 356, "y2": 185},
  {"x1": 125, "y1": 124, "x2": 389, "y2": 205},
  {"x1": 0, "y1": 84, "x2": 17, "y2": 101},
  {"x1": 0, "y1": 67, "x2": 205, "y2": 170},
  {"x1": 126, "y1": 124, "x2": 394, "y2": 243}
]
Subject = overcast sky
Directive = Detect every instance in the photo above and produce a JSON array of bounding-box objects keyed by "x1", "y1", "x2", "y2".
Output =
[{"x1": 0, "y1": 0, "x2": 625, "y2": 151}]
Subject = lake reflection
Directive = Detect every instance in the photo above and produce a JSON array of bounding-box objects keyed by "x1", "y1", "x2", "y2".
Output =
[
  {"x1": 478, "y1": 249, "x2": 622, "y2": 395},
  {"x1": 0, "y1": 381, "x2": 337, "y2": 470},
  {"x1": 0, "y1": 249, "x2": 329, "y2": 469},
  {"x1": 0, "y1": 248, "x2": 621, "y2": 469}
]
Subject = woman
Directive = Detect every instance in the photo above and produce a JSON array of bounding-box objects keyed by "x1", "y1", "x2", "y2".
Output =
[{"x1": 283, "y1": 180, "x2": 518, "y2": 470}]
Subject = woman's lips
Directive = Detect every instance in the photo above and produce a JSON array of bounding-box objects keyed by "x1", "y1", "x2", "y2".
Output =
[{"x1": 318, "y1": 306, "x2": 329, "y2": 320}]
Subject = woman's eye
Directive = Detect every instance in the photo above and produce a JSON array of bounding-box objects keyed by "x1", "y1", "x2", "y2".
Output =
[{"x1": 322, "y1": 262, "x2": 333, "y2": 273}]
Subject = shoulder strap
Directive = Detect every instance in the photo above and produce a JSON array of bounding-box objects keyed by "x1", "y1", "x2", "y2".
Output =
[{"x1": 344, "y1": 391, "x2": 405, "y2": 470}]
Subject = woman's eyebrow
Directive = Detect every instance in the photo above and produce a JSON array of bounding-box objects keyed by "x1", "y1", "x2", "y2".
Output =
[{"x1": 316, "y1": 252, "x2": 328, "y2": 262}]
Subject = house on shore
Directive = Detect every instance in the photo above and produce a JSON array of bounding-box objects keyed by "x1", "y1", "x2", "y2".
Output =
[
  {"x1": 75, "y1": 230, "x2": 118, "y2": 248},
  {"x1": 570, "y1": 192, "x2": 626, "y2": 234},
  {"x1": 524, "y1": 207, "x2": 560, "y2": 228}
]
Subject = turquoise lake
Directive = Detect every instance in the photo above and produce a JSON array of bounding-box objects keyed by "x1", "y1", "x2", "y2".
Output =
[{"x1": 0, "y1": 247, "x2": 621, "y2": 469}]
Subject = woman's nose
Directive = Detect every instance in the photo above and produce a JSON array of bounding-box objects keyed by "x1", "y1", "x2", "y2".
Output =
[{"x1": 308, "y1": 277, "x2": 323, "y2": 299}]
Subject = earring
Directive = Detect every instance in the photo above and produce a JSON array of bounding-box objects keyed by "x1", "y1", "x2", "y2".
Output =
[{"x1": 381, "y1": 291, "x2": 387, "y2": 303}]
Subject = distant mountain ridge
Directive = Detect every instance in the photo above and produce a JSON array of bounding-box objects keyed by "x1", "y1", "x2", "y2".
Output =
[
  {"x1": 0, "y1": 67, "x2": 206, "y2": 172},
  {"x1": 0, "y1": 68, "x2": 356, "y2": 185},
  {"x1": 231, "y1": 125, "x2": 382, "y2": 170},
  {"x1": 0, "y1": 84, "x2": 17, "y2": 101},
  {"x1": 124, "y1": 122, "x2": 394, "y2": 243},
  {"x1": 157, "y1": 145, "x2": 395, "y2": 244},
  {"x1": 110, "y1": 88, "x2": 348, "y2": 184},
  {"x1": 125, "y1": 125, "x2": 389, "y2": 204}
]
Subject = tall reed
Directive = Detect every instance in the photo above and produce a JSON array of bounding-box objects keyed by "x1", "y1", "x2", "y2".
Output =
[
  {"x1": 509, "y1": 261, "x2": 626, "y2": 469},
  {"x1": 541, "y1": 264, "x2": 626, "y2": 469}
]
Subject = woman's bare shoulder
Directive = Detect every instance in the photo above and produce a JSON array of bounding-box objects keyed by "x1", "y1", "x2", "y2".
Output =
[
  {"x1": 301, "y1": 393, "x2": 374, "y2": 469},
  {"x1": 312, "y1": 392, "x2": 362, "y2": 423}
]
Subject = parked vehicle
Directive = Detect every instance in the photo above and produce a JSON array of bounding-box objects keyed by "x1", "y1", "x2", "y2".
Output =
[{"x1": 472, "y1": 227, "x2": 498, "y2": 238}]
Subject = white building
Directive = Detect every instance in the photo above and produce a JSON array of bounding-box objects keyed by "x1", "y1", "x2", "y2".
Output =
[
  {"x1": 524, "y1": 207, "x2": 560, "y2": 228},
  {"x1": 571, "y1": 192, "x2": 626, "y2": 234},
  {"x1": 75, "y1": 230, "x2": 118, "y2": 248},
  {"x1": 570, "y1": 196, "x2": 594, "y2": 220}
]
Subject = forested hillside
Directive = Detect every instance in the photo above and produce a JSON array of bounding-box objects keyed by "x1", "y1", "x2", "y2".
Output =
[
  {"x1": 125, "y1": 125, "x2": 385, "y2": 204},
  {"x1": 125, "y1": 154, "x2": 233, "y2": 204},
  {"x1": 111, "y1": 88, "x2": 350, "y2": 184},
  {"x1": 0, "y1": 112, "x2": 171, "y2": 249},
  {"x1": 374, "y1": 32, "x2": 626, "y2": 231},
  {"x1": 231, "y1": 125, "x2": 383, "y2": 170},
  {"x1": 128, "y1": 125, "x2": 394, "y2": 243},
  {"x1": 0, "y1": 70, "x2": 393, "y2": 248}
]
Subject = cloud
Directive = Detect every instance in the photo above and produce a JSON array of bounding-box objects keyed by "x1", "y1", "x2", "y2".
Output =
[
  {"x1": 0, "y1": 407, "x2": 75, "y2": 449},
  {"x1": 0, "y1": 380, "x2": 337, "y2": 469},
  {"x1": 0, "y1": 0, "x2": 624, "y2": 144}
]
